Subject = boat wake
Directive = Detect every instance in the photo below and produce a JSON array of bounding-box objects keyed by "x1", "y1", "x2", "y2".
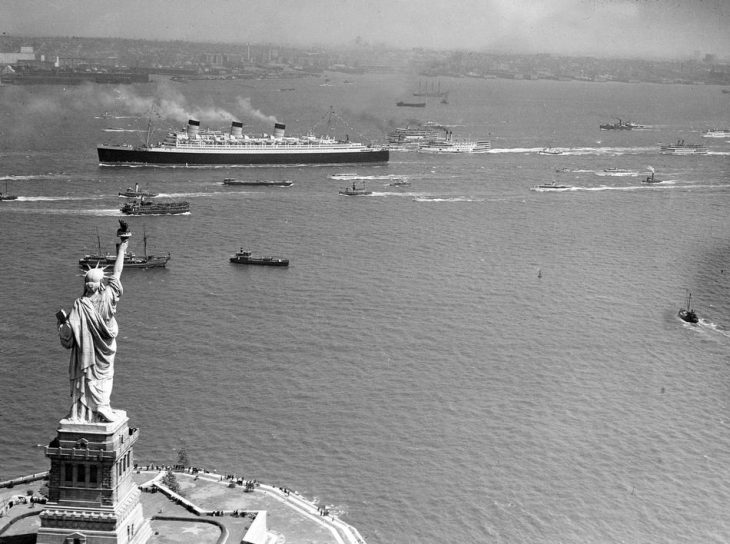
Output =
[
  {"x1": 9, "y1": 195, "x2": 109, "y2": 202},
  {"x1": 4, "y1": 208, "x2": 121, "y2": 216},
  {"x1": 413, "y1": 195, "x2": 484, "y2": 202},
  {"x1": 700, "y1": 319, "x2": 730, "y2": 338},
  {"x1": 0, "y1": 173, "x2": 71, "y2": 181},
  {"x1": 154, "y1": 192, "x2": 209, "y2": 198},
  {"x1": 534, "y1": 182, "x2": 726, "y2": 193},
  {"x1": 594, "y1": 170, "x2": 641, "y2": 177},
  {"x1": 530, "y1": 186, "x2": 574, "y2": 192},
  {"x1": 95, "y1": 115, "x2": 139, "y2": 119},
  {"x1": 489, "y1": 146, "x2": 657, "y2": 156},
  {"x1": 329, "y1": 174, "x2": 409, "y2": 181},
  {"x1": 372, "y1": 191, "x2": 421, "y2": 198},
  {"x1": 103, "y1": 128, "x2": 146, "y2": 133}
]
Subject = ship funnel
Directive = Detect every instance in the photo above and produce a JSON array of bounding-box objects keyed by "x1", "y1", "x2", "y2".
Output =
[
  {"x1": 187, "y1": 119, "x2": 200, "y2": 138},
  {"x1": 273, "y1": 123, "x2": 285, "y2": 140},
  {"x1": 230, "y1": 121, "x2": 243, "y2": 138}
]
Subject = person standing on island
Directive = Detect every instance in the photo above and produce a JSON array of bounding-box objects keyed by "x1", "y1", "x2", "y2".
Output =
[{"x1": 58, "y1": 220, "x2": 131, "y2": 423}]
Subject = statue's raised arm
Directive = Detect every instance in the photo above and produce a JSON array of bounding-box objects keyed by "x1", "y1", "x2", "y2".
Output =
[
  {"x1": 113, "y1": 219, "x2": 131, "y2": 279},
  {"x1": 58, "y1": 223, "x2": 131, "y2": 423}
]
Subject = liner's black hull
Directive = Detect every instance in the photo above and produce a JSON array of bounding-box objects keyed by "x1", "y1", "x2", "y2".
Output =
[{"x1": 98, "y1": 146, "x2": 389, "y2": 166}]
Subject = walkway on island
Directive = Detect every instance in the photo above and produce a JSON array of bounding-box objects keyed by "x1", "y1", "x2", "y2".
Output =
[{"x1": 0, "y1": 470, "x2": 367, "y2": 544}]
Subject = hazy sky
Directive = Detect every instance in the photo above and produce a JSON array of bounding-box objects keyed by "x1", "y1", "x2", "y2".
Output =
[{"x1": 4, "y1": 0, "x2": 730, "y2": 59}]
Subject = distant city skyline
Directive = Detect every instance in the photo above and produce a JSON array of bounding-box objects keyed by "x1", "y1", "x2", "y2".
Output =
[{"x1": 3, "y1": 0, "x2": 730, "y2": 60}]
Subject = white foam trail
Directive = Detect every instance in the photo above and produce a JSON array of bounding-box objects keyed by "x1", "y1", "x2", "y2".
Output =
[
  {"x1": 16, "y1": 196, "x2": 106, "y2": 202},
  {"x1": 0, "y1": 174, "x2": 71, "y2": 181},
  {"x1": 5, "y1": 208, "x2": 121, "y2": 216},
  {"x1": 488, "y1": 146, "x2": 656, "y2": 155},
  {"x1": 595, "y1": 171, "x2": 640, "y2": 177},
  {"x1": 413, "y1": 196, "x2": 483, "y2": 202}
]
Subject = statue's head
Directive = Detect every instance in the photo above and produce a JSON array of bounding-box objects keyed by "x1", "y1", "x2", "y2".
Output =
[{"x1": 84, "y1": 267, "x2": 106, "y2": 294}]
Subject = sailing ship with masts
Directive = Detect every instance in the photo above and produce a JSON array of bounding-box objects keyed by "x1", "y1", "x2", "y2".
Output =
[
  {"x1": 413, "y1": 80, "x2": 449, "y2": 98},
  {"x1": 79, "y1": 228, "x2": 170, "y2": 269}
]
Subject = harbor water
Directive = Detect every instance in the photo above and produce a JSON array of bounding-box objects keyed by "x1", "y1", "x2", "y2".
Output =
[{"x1": 0, "y1": 74, "x2": 729, "y2": 544}]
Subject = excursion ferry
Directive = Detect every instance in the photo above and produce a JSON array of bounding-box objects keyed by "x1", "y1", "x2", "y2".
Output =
[
  {"x1": 417, "y1": 137, "x2": 491, "y2": 154},
  {"x1": 98, "y1": 120, "x2": 389, "y2": 166},
  {"x1": 659, "y1": 140, "x2": 708, "y2": 155},
  {"x1": 702, "y1": 129, "x2": 730, "y2": 138},
  {"x1": 387, "y1": 121, "x2": 448, "y2": 149}
]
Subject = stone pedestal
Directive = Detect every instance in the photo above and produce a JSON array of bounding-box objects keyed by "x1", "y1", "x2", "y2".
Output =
[{"x1": 37, "y1": 412, "x2": 151, "y2": 544}]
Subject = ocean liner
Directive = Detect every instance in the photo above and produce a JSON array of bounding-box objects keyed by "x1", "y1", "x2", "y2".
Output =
[{"x1": 98, "y1": 120, "x2": 389, "y2": 166}]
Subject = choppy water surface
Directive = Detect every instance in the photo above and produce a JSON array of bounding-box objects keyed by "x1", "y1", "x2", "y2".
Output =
[{"x1": 1, "y1": 75, "x2": 729, "y2": 544}]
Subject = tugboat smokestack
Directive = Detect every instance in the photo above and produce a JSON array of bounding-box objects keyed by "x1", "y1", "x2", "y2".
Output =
[
  {"x1": 273, "y1": 123, "x2": 286, "y2": 140},
  {"x1": 230, "y1": 121, "x2": 243, "y2": 138},
  {"x1": 187, "y1": 119, "x2": 200, "y2": 138}
]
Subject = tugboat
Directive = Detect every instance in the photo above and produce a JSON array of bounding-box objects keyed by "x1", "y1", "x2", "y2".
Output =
[
  {"x1": 339, "y1": 181, "x2": 372, "y2": 196},
  {"x1": 119, "y1": 183, "x2": 158, "y2": 198},
  {"x1": 642, "y1": 167, "x2": 661, "y2": 184},
  {"x1": 230, "y1": 248, "x2": 289, "y2": 267},
  {"x1": 79, "y1": 228, "x2": 170, "y2": 269},
  {"x1": 121, "y1": 197, "x2": 190, "y2": 215},
  {"x1": 678, "y1": 291, "x2": 699, "y2": 324}
]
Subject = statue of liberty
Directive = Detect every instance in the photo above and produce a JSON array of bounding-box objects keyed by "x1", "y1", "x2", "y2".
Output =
[{"x1": 58, "y1": 220, "x2": 131, "y2": 423}]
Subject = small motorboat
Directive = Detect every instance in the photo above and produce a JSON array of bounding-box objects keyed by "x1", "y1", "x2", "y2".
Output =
[
  {"x1": 339, "y1": 182, "x2": 372, "y2": 196},
  {"x1": 531, "y1": 182, "x2": 569, "y2": 191},
  {"x1": 118, "y1": 183, "x2": 158, "y2": 198},
  {"x1": 678, "y1": 292, "x2": 699, "y2": 324},
  {"x1": 0, "y1": 181, "x2": 18, "y2": 201}
]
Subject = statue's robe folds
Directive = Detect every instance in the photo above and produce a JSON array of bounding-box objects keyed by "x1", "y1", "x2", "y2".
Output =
[{"x1": 59, "y1": 276, "x2": 122, "y2": 421}]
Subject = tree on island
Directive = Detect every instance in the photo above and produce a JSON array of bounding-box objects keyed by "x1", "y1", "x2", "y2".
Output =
[
  {"x1": 175, "y1": 447, "x2": 190, "y2": 470},
  {"x1": 161, "y1": 469, "x2": 180, "y2": 495}
]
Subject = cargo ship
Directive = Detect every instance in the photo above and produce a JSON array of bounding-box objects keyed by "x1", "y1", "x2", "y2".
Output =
[
  {"x1": 79, "y1": 231, "x2": 170, "y2": 269},
  {"x1": 98, "y1": 120, "x2": 389, "y2": 166},
  {"x1": 396, "y1": 101, "x2": 426, "y2": 108},
  {"x1": 120, "y1": 199, "x2": 190, "y2": 215},
  {"x1": 230, "y1": 249, "x2": 289, "y2": 266},
  {"x1": 599, "y1": 119, "x2": 645, "y2": 130}
]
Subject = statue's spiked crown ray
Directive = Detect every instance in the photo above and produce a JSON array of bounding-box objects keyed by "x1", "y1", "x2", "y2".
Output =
[{"x1": 83, "y1": 262, "x2": 109, "y2": 282}]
